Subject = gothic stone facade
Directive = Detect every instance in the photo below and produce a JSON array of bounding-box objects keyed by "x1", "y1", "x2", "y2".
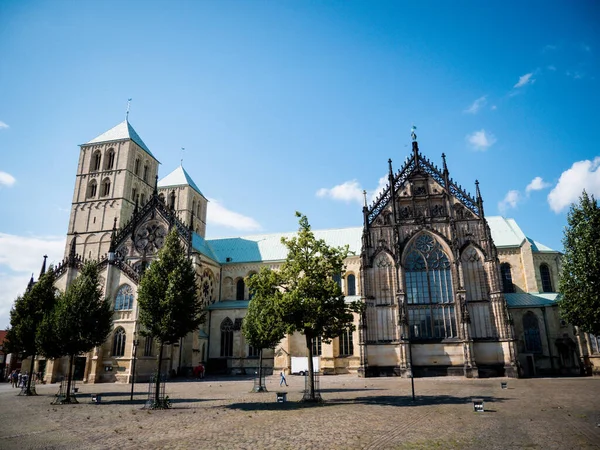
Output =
[{"x1": 26, "y1": 120, "x2": 587, "y2": 384}]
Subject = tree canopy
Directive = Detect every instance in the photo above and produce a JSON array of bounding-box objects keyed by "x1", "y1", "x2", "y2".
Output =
[
  {"x1": 37, "y1": 261, "x2": 113, "y2": 402},
  {"x1": 558, "y1": 191, "x2": 600, "y2": 335},
  {"x1": 243, "y1": 212, "x2": 361, "y2": 400},
  {"x1": 5, "y1": 268, "x2": 58, "y2": 394},
  {"x1": 137, "y1": 228, "x2": 205, "y2": 408}
]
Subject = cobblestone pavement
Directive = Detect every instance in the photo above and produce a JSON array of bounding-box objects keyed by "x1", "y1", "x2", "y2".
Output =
[{"x1": 0, "y1": 375, "x2": 599, "y2": 449}]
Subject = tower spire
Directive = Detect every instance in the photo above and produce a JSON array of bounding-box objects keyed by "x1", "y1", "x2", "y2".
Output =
[
  {"x1": 475, "y1": 179, "x2": 485, "y2": 218},
  {"x1": 126, "y1": 98, "x2": 132, "y2": 121},
  {"x1": 39, "y1": 255, "x2": 48, "y2": 278}
]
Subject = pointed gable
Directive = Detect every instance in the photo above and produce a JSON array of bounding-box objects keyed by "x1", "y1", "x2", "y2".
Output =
[
  {"x1": 158, "y1": 165, "x2": 204, "y2": 197},
  {"x1": 84, "y1": 120, "x2": 155, "y2": 159}
]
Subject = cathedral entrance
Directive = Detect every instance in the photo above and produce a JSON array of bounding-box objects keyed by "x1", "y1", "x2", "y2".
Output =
[{"x1": 73, "y1": 357, "x2": 87, "y2": 381}]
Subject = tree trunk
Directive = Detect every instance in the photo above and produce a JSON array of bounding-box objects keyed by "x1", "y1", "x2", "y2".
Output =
[
  {"x1": 306, "y1": 334, "x2": 315, "y2": 400},
  {"x1": 258, "y1": 348, "x2": 263, "y2": 390},
  {"x1": 26, "y1": 353, "x2": 35, "y2": 395},
  {"x1": 65, "y1": 354, "x2": 74, "y2": 403},
  {"x1": 155, "y1": 342, "x2": 164, "y2": 405}
]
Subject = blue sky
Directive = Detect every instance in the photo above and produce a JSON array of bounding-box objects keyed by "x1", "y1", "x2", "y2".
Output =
[{"x1": 0, "y1": 1, "x2": 598, "y2": 327}]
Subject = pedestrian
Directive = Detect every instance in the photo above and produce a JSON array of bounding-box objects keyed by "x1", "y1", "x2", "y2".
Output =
[
  {"x1": 10, "y1": 370, "x2": 17, "y2": 388},
  {"x1": 279, "y1": 369, "x2": 288, "y2": 387},
  {"x1": 17, "y1": 372, "x2": 22, "y2": 388}
]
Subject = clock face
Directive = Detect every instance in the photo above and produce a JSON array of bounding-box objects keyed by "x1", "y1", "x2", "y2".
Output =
[{"x1": 135, "y1": 222, "x2": 167, "y2": 253}]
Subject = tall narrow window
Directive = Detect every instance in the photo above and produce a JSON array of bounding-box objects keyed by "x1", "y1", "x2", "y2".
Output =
[
  {"x1": 92, "y1": 151, "x2": 101, "y2": 171},
  {"x1": 132, "y1": 187, "x2": 138, "y2": 202},
  {"x1": 143, "y1": 336, "x2": 154, "y2": 357},
  {"x1": 87, "y1": 180, "x2": 98, "y2": 199},
  {"x1": 105, "y1": 148, "x2": 115, "y2": 170},
  {"x1": 340, "y1": 329, "x2": 354, "y2": 356},
  {"x1": 192, "y1": 200, "x2": 196, "y2": 216},
  {"x1": 500, "y1": 263, "x2": 515, "y2": 293},
  {"x1": 115, "y1": 285, "x2": 134, "y2": 310},
  {"x1": 101, "y1": 178, "x2": 111, "y2": 197},
  {"x1": 312, "y1": 336, "x2": 322, "y2": 356},
  {"x1": 347, "y1": 274, "x2": 356, "y2": 296},
  {"x1": 140, "y1": 193, "x2": 145, "y2": 205},
  {"x1": 220, "y1": 318, "x2": 234, "y2": 357},
  {"x1": 405, "y1": 234, "x2": 457, "y2": 339},
  {"x1": 134, "y1": 157, "x2": 140, "y2": 175},
  {"x1": 143, "y1": 164, "x2": 149, "y2": 182},
  {"x1": 333, "y1": 273, "x2": 342, "y2": 291},
  {"x1": 248, "y1": 345, "x2": 260, "y2": 358},
  {"x1": 590, "y1": 334, "x2": 600, "y2": 354},
  {"x1": 523, "y1": 311, "x2": 542, "y2": 353},
  {"x1": 540, "y1": 264, "x2": 553, "y2": 293},
  {"x1": 112, "y1": 328, "x2": 126, "y2": 357},
  {"x1": 236, "y1": 279, "x2": 245, "y2": 300},
  {"x1": 462, "y1": 247, "x2": 494, "y2": 338}
]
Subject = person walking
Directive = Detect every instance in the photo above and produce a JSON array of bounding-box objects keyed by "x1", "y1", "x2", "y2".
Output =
[
  {"x1": 279, "y1": 369, "x2": 288, "y2": 387},
  {"x1": 10, "y1": 370, "x2": 17, "y2": 388}
]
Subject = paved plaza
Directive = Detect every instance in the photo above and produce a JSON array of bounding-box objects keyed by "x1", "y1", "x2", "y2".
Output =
[{"x1": 0, "y1": 374, "x2": 599, "y2": 449}]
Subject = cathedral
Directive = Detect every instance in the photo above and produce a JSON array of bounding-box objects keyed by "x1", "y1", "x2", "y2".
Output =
[{"x1": 26, "y1": 119, "x2": 596, "y2": 384}]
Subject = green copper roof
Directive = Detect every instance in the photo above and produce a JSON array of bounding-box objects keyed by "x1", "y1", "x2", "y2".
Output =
[
  {"x1": 191, "y1": 233, "x2": 219, "y2": 262},
  {"x1": 207, "y1": 227, "x2": 362, "y2": 264},
  {"x1": 487, "y1": 216, "x2": 555, "y2": 252},
  {"x1": 505, "y1": 292, "x2": 561, "y2": 308},
  {"x1": 85, "y1": 120, "x2": 155, "y2": 159},
  {"x1": 158, "y1": 165, "x2": 204, "y2": 196},
  {"x1": 208, "y1": 300, "x2": 250, "y2": 310}
]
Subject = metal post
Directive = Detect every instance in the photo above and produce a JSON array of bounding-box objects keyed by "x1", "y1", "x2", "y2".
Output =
[
  {"x1": 130, "y1": 336, "x2": 139, "y2": 401},
  {"x1": 402, "y1": 332, "x2": 416, "y2": 401}
]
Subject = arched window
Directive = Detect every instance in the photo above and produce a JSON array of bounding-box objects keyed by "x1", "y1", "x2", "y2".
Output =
[
  {"x1": 236, "y1": 279, "x2": 245, "y2": 300},
  {"x1": 500, "y1": 263, "x2": 515, "y2": 293},
  {"x1": 143, "y1": 336, "x2": 154, "y2": 357},
  {"x1": 105, "y1": 148, "x2": 115, "y2": 170},
  {"x1": 347, "y1": 274, "x2": 356, "y2": 296},
  {"x1": 405, "y1": 234, "x2": 457, "y2": 339},
  {"x1": 140, "y1": 193, "x2": 145, "y2": 205},
  {"x1": 220, "y1": 318, "x2": 234, "y2": 357},
  {"x1": 192, "y1": 200, "x2": 196, "y2": 215},
  {"x1": 134, "y1": 157, "x2": 140, "y2": 175},
  {"x1": 340, "y1": 329, "x2": 354, "y2": 356},
  {"x1": 132, "y1": 187, "x2": 138, "y2": 202},
  {"x1": 115, "y1": 285, "x2": 134, "y2": 310},
  {"x1": 312, "y1": 336, "x2": 322, "y2": 356},
  {"x1": 101, "y1": 178, "x2": 111, "y2": 197},
  {"x1": 197, "y1": 203, "x2": 201, "y2": 218},
  {"x1": 523, "y1": 311, "x2": 542, "y2": 353},
  {"x1": 143, "y1": 164, "x2": 149, "y2": 182},
  {"x1": 112, "y1": 328, "x2": 126, "y2": 357},
  {"x1": 462, "y1": 247, "x2": 494, "y2": 338},
  {"x1": 91, "y1": 151, "x2": 101, "y2": 171},
  {"x1": 87, "y1": 180, "x2": 97, "y2": 199},
  {"x1": 540, "y1": 264, "x2": 553, "y2": 293},
  {"x1": 333, "y1": 273, "x2": 342, "y2": 291}
]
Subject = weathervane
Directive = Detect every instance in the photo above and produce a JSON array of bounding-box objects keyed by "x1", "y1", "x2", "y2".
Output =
[
  {"x1": 411, "y1": 125, "x2": 417, "y2": 142},
  {"x1": 126, "y1": 98, "x2": 132, "y2": 120}
]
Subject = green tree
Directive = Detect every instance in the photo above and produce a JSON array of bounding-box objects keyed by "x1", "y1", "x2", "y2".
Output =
[
  {"x1": 137, "y1": 228, "x2": 205, "y2": 408},
  {"x1": 243, "y1": 268, "x2": 286, "y2": 391},
  {"x1": 37, "y1": 262, "x2": 113, "y2": 403},
  {"x1": 558, "y1": 191, "x2": 600, "y2": 335},
  {"x1": 246, "y1": 212, "x2": 361, "y2": 401},
  {"x1": 5, "y1": 269, "x2": 58, "y2": 395}
]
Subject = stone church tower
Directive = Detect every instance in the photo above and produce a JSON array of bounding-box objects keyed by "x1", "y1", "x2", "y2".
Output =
[
  {"x1": 360, "y1": 133, "x2": 518, "y2": 378},
  {"x1": 65, "y1": 120, "x2": 160, "y2": 260}
]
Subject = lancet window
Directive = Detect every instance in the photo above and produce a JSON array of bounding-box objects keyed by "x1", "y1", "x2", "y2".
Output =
[
  {"x1": 540, "y1": 264, "x2": 553, "y2": 293},
  {"x1": 220, "y1": 318, "x2": 234, "y2": 357},
  {"x1": 105, "y1": 148, "x2": 115, "y2": 170},
  {"x1": 236, "y1": 279, "x2": 245, "y2": 300},
  {"x1": 101, "y1": 178, "x2": 111, "y2": 197},
  {"x1": 92, "y1": 151, "x2": 101, "y2": 171},
  {"x1": 87, "y1": 180, "x2": 97, "y2": 199},
  {"x1": 405, "y1": 234, "x2": 457, "y2": 339},
  {"x1": 347, "y1": 274, "x2": 356, "y2": 296},
  {"x1": 112, "y1": 328, "x2": 126, "y2": 357},
  {"x1": 312, "y1": 336, "x2": 322, "y2": 356},
  {"x1": 523, "y1": 311, "x2": 542, "y2": 353},
  {"x1": 462, "y1": 247, "x2": 495, "y2": 338},
  {"x1": 500, "y1": 263, "x2": 515, "y2": 293},
  {"x1": 339, "y1": 329, "x2": 354, "y2": 356}
]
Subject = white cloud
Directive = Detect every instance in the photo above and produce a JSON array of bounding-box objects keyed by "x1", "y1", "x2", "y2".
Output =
[
  {"x1": 464, "y1": 96, "x2": 487, "y2": 114},
  {"x1": 0, "y1": 233, "x2": 66, "y2": 328},
  {"x1": 490, "y1": 105, "x2": 497, "y2": 111},
  {"x1": 206, "y1": 198, "x2": 262, "y2": 231},
  {"x1": 466, "y1": 130, "x2": 497, "y2": 151},
  {"x1": 526, "y1": 176, "x2": 551, "y2": 194},
  {"x1": 316, "y1": 180, "x2": 363, "y2": 204},
  {"x1": 498, "y1": 190, "x2": 521, "y2": 214},
  {"x1": 0, "y1": 121, "x2": 8, "y2": 130},
  {"x1": 514, "y1": 72, "x2": 535, "y2": 88},
  {"x1": 547, "y1": 65, "x2": 557, "y2": 71},
  {"x1": 547, "y1": 157, "x2": 600, "y2": 213},
  {"x1": 543, "y1": 44, "x2": 557, "y2": 53},
  {"x1": 0, "y1": 171, "x2": 16, "y2": 187},
  {"x1": 317, "y1": 175, "x2": 388, "y2": 206}
]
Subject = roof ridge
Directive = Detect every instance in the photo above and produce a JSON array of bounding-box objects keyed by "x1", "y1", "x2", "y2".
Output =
[{"x1": 206, "y1": 226, "x2": 363, "y2": 241}]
